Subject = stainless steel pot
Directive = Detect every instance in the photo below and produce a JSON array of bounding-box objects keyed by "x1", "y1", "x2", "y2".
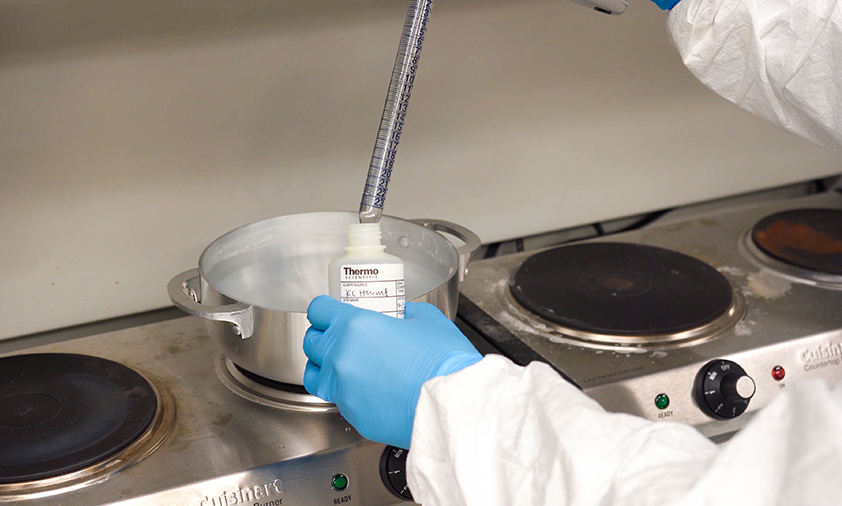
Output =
[{"x1": 168, "y1": 212, "x2": 481, "y2": 385}]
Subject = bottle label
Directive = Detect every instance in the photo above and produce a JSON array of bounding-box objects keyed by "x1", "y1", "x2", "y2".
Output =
[{"x1": 339, "y1": 264, "x2": 405, "y2": 318}]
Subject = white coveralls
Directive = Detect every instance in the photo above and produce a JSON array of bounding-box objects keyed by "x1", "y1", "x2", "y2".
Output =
[
  {"x1": 407, "y1": 1, "x2": 842, "y2": 503},
  {"x1": 409, "y1": 357, "x2": 842, "y2": 505}
]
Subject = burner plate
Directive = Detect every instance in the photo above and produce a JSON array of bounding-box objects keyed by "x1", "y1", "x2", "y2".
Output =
[
  {"x1": 0, "y1": 354, "x2": 158, "y2": 484},
  {"x1": 751, "y1": 208, "x2": 842, "y2": 275},
  {"x1": 509, "y1": 243, "x2": 735, "y2": 337},
  {"x1": 217, "y1": 356, "x2": 336, "y2": 412}
]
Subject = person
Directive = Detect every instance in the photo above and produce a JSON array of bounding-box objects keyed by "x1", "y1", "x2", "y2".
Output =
[
  {"x1": 659, "y1": 0, "x2": 842, "y2": 154},
  {"x1": 302, "y1": 0, "x2": 842, "y2": 504}
]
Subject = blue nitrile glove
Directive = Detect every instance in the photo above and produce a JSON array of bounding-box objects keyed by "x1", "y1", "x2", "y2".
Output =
[
  {"x1": 651, "y1": 0, "x2": 681, "y2": 10},
  {"x1": 303, "y1": 295, "x2": 483, "y2": 450}
]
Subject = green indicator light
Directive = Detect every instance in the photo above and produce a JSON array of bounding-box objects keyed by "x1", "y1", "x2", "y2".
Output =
[
  {"x1": 331, "y1": 473, "x2": 349, "y2": 491},
  {"x1": 654, "y1": 393, "x2": 670, "y2": 410}
]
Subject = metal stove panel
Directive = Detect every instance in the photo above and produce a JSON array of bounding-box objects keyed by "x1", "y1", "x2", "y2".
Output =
[
  {"x1": 459, "y1": 191, "x2": 842, "y2": 437},
  {"x1": 0, "y1": 317, "x2": 407, "y2": 506}
]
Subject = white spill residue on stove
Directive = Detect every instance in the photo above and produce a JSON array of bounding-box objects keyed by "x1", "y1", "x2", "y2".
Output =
[
  {"x1": 746, "y1": 270, "x2": 793, "y2": 299},
  {"x1": 496, "y1": 312, "x2": 538, "y2": 336},
  {"x1": 720, "y1": 264, "x2": 792, "y2": 300},
  {"x1": 496, "y1": 310, "x2": 554, "y2": 338},
  {"x1": 734, "y1": 319, "x2": 760, "y2": 336},
  {"x1": 717, "y1": 266, "x2": 747, "y2": 277}
]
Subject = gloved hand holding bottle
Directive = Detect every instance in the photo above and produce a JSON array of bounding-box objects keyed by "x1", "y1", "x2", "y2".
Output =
[{"x1": 302, "y1": 295, "x2": 482, "y2": 450}]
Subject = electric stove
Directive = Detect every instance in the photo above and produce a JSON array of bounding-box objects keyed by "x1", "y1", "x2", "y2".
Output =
[{"x1": 457, "y1": 190, "x2": 842, "y2": 439}]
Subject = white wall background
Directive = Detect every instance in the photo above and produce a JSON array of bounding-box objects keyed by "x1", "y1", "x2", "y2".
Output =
[{"x1": 1, "y1": 0, "x2": 839, "y2": 339}]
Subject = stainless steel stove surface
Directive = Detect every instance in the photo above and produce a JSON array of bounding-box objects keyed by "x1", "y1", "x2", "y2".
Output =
[
  {"x1": 0, "y1": 317, "x2": 410, "y2": 506},
  {"x1": 457, "y1": 191, "x2": 842, "y2": 438},
  {"x1": 2, "y1": 189, "x2": 839, "y2": 505}
]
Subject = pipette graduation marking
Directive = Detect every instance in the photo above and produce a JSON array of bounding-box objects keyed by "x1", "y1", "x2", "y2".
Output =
[{"x1": 359, "y1": 0, "x2": 434, "y2": 224}]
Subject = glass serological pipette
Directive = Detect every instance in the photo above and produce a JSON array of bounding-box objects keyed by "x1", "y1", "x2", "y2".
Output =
[{"x1": 358, "y1": 0, "x2": 434, "y2": 224}]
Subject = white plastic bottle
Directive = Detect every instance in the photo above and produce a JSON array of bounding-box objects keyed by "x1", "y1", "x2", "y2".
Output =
[{"x1": 329, "y1": 223, "x2": 405, "y2": 318}]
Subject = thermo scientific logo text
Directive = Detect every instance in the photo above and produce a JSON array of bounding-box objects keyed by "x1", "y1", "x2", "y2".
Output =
[{"x1": 343, "y1": 267, "x2": 379, "y2": 276}]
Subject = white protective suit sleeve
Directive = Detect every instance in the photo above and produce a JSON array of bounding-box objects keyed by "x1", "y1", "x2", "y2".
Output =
[
  {"x1": 666, "y1": 0, "x2": 842, "y2": 153},
  {"x1": 407, "y1": 355, "x2": 842, "y2": 506}
]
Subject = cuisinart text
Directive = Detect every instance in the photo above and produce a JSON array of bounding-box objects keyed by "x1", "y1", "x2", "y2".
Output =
[
  {"x1": 199, "y1": 479, "x2": 283, "y2": 506},
  {"x1": 800, "y1": 342, "x2": 842, "y2": 372}
]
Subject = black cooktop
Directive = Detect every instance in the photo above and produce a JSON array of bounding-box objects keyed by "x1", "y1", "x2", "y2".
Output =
[
  {"x1": 0, "y1": 353, "x2": 157, "y2": 483},
  {"x1": 509, "y1": 242, "x2": 734, "y2": 336},
  {"x1": 752, "y1": 208, "x2": 842, "y2": 275}
]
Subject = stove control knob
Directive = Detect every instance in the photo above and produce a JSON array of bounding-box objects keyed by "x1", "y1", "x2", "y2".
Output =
[
  {"x1": 380, "y1": 446, "x2": 413, "y2": 501},
  {"x1": 694, "y1": 359, "x2": 755, "y2": 419}
]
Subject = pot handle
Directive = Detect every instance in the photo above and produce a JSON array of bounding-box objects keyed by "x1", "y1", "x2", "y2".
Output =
[
  {"x1": 167, "y1": 268, "x2": 255, "y2": 339},
  {"x1": 410, "y1": 219, "x2": 482, "y2": 281}
]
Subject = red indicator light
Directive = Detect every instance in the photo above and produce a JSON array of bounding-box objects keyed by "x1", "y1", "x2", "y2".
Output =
[{"x1": 772, "y1": 366, "x2": 786, "y2": 381}]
